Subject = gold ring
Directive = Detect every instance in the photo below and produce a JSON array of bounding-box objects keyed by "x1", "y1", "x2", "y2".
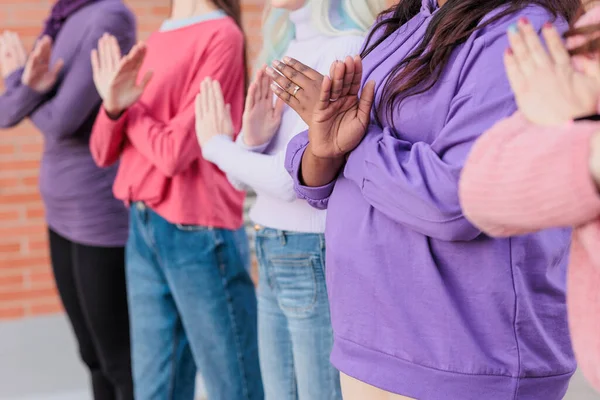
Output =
[{"x1": 292, "y1": 85, "x2": 300, "y2": 96}]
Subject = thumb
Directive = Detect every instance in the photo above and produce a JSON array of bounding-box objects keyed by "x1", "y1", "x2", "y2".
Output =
[
  {"x1": 139, "y1": 70, "x2": 153, "y2": 89},
  {"x1": 51, "y1": 59, "x2": 64, "y2": 77},
  {"x1": 273, "y1": 97, "x2": 285, "y2": 118},
  {"x1": 356, "y1": 80, "x2": 375, "y2": 125}
]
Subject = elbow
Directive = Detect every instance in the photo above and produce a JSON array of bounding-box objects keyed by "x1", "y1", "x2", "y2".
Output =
[{"x1": 0, "y1": 111, "x2": 24, "y2": 129}]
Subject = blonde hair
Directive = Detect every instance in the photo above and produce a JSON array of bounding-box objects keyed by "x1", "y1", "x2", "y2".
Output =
[{"x1": 255, "y1": 0, "x2": 386, "y2": 69}]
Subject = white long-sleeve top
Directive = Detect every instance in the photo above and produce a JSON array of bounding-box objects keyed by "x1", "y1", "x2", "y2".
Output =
[{"x1": 201, "y1": 5, "x2": 366, "y2": 233}]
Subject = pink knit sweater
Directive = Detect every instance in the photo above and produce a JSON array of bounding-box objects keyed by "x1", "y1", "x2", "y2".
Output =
[{"x1": 459, "y1": 112, "x2": 600, "y2": 391}]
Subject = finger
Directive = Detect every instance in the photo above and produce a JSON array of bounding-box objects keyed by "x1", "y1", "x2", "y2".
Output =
[
  {"x1": 349, "y1": 55, "x2": 364, "y2": 97},
  {"x1": 317, "y1": 76, "x2": 333, "y2": 111},
  {"x1": 91, "y1": 49, "x2": 100, "y2": 76},
  {"x1": 99, "y1": 34, "x2": 110, "y2": 71},
  {"x1": 108, "y1": 35, "x2": 120, "y2": 69},
  {"x1": 38, "y1": 36, "x2": 52, "y2": 63},
  {"x1": 202, "y1": 78, "x2": 212, "y2": 120},
  {"x1": 282, "y1": 56, "x2": 322, "y2": 81},
  {"x1": 273, "y1": 97, "x2": 285, "y2": 119},
  {"x1": 542, "y1": 23, "x2": 570, "y2": 66},
  {"x1": 504, "y1": 48, "x2": 526, "y2": 92},
  {"x1": 195, "y1": 93, "x2": 203, "y2": 122},
  {"x1": 272, "y1": 59, "x2": 313, "y2": 89},
  {"x1": 330, "y1": 61, "x2": 346, "y2": 101},
  {"x1": 266, "y1": 66, "x2": 302, "y2": 99},
  {"x1": 341, "y1": 56, "x2": 355, "y2": 98},
  {"x1": 507, "y1": 23, "x2": 535, "y2": 76},
  {"x1": 212, "y1": 80, "x2": 226, "y2": 125},
  {"x1": 270, "y1": 81, "x2": 300, "y2": 110},
  {"x1": 224, "y1": 104, "x2": 233, "y2": 135},
  {"x1": 517, "y1": 17, "x2": 551, "y2": 67},
  {"x1": 261, "y1": 68, "x2": 270, "y2": 100},
  {"x1": 15, "y1": 33, "x2": 26, "y2": 62},
  {"x1": 246, "y1": 80, "x2": 257, "y2": 109},
  {"x1": 254, "y1": 68, "x2": 263, "y2": 100},
  {"x1": 357, "y1": 80, "x2": 376, "y2": 126}
]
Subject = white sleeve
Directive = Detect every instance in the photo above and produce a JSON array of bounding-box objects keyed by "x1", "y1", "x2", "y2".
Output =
[{"x1": 202, "y1": 135, "x2": 297, "y2": 202}]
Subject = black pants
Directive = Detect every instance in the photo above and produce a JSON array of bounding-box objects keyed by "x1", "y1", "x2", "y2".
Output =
[{"x1": 48, "y1": 229, "x2": 133, "y2": 400}]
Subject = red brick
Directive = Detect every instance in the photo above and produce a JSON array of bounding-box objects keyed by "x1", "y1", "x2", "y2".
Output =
[
  {"x1": 0, "y1": 272, "x2": 24, "y2": 288},
  {"x1": 0, "y1": 305, "x2": 25, "y2": 320},
  {"x1": 29, "y1": 300, "x2": 64, "y2": 316},
  {"x1": 0, "y1": 286, "x2": 57, "y2": 302},
  {"x1": 25, "y1": 206, "x2": 45, "y2": 219}
]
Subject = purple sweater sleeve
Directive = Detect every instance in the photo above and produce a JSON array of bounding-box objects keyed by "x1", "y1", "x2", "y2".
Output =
[
  {"x1": 285, "y1": 129, "x2": 336, "y2": 210},
  {"x1": 0, "y1": 10, "x2": 134, "y2": 137},
  {"x1": 0, "y1": 68, "x2": 46, "y2": 128},
  {"x1": 343, "y1": 33, "x2": 518, "y2": 241}
]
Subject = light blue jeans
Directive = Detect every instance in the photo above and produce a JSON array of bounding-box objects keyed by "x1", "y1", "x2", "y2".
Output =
[
  {"x1": 126, "y1": 203, "x2": 263, "y2": 400},
  {"x1": 255, "y1": 227, "x2": 341, "y2": 400}
]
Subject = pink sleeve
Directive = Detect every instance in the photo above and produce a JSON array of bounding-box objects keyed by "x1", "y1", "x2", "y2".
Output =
[
  {"x1": 89, "y1": 106, "x2": 128, "y2": 167},
  {"x1": 459, "y1": 113, "x2": 600, "y2": 237},
  {"x1": 125, "y1": 28, "x2": 245, "y2": 178}
]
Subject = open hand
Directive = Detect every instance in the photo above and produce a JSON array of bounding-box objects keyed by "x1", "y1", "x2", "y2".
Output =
[
  {"x1": 195, "y1": 77, "x2": 233, "y2": 147},
  {"x1": 91, "y1": 34, "x2": 152, "y2": 117},
  {"x1": 506, "y1": 19, "x2": 600, "y2": 126},
  {"x1": 270, "y1": 55, "x2": 376, "y2": 159},
  {"x1": 21, "y1": 35, "x2": 64, "y2": 93},
  {"x1": 0, "y1": 31, "x2": 27, "y2": 78},
  {"x1": 242, "y1": 66, "x2": 285, "y2": 147}
]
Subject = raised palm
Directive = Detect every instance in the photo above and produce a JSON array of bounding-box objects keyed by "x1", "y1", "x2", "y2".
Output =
[
  {"x1": 268, "y1": 55, "x2": 375, "y2": 159},
  {"x1": 242, "y1": 67, "x2": 284, "y2": 147},
  {"x1": 308, "y1": 57, "x2": 375, "y2": 159},
  {"x1": 22, "y1": 35, "x2": 64, "y2": 93},
  {"x1": 0, "y1": 31, "x2": 27, "y2": 79},
  {"x1": 91, "y1": 34, "x2": 152, "y2": 116}
]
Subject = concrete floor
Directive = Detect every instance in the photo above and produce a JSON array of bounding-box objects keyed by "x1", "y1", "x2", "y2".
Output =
[{"x1": 0, "y1": 315, "x2": 597, "y2": 400}]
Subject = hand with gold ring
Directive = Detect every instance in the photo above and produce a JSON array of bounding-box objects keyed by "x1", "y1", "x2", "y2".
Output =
[
  {"x1": 265, "y1": 57, "x2": 325, "y2": 124},
  {"x1": 0, "y1": 31, "x2": 27, "y2": 79},
  {"x1": 270, "y1": 55, "x2": 376, "y2": 159}
]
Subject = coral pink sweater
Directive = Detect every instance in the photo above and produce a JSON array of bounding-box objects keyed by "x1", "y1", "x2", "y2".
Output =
[
  {"x1": 90, "y1": 16, "x2": 245, "y2": 229},
  {"x1": 459, "y1": 112, "x2": 600, "y2": 391}
]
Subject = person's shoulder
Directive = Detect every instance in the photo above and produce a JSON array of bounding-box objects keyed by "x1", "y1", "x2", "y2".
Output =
[
  {"x1": 86, "y1": 0, "x2": 136, "y2": 33},
  {"x1": 201, "y1": 16, "x2": 244, "y2": 42},
  {"x1": 478, "y1": 4, "x2": 568, "y2": 39}
]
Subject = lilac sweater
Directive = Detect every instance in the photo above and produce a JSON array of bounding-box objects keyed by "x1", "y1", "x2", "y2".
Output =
[
  {"x1": 286, "y1": 2, "x2": 575, "y2": 399},
  {"x1": 0, "y1": 0, "x2": 135, "y2": 246}
]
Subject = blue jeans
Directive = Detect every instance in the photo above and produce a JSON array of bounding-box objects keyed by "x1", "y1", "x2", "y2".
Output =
[
  {"x1": 126, "y1": 203, "x2": 263, "y2": 400},
  {"x1": 255, "y1": 227, "x2": 341, "y2": 400}
]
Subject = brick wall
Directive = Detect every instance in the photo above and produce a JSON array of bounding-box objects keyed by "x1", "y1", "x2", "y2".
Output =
[{"x1": 0, "y1": 0, "x2": 265, "y2": 321}]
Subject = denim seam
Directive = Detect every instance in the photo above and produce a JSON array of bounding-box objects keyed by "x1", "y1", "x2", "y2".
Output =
[{"x1": 216, "y1": 236, "x2": 251, "y2": 399}]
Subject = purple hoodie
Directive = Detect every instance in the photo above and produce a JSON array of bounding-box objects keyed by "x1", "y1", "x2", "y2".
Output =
[
  {"x1": 0, "y1": 0, "x2": 135, "y2": 246},
  {"x1": 286, "y1": 1, "x2": 575, "y2": 399}
]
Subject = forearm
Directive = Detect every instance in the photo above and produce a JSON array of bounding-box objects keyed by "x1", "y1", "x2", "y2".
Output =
[
  {"x1": 460, "y1": 116, "x2": 600, "y2": 237},
  {"x1": 300, "y1": 143, "x2": 345, "y2": 187},
  {"x1": 0, "y1": 70, "x2": 46, "y2": 128},
  {"x1": 203, "y1": 136, "x2": 297, "y2": 201}
]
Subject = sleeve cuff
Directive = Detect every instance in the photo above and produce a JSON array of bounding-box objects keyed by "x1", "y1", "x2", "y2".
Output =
[
  {"x1": 4, "y1": 68, "x2": 24, "y2": 89},
  {"x1": 236, "y1": 131, "x2": 271, "y2": 153},
  {"x1": 201, "y1": 134, "x2": 234, "y2": 164},
  {"x1": 285, "y1": 130, "x2": 335, "y2": 204},
  {"x1": 97, "y1": 105, "x2": 129, "y2": 132}
]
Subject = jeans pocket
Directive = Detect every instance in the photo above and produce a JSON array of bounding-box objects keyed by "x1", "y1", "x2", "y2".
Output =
[
  {"x1": 174, "y1": 224, "x2": 213, "y2": 232},
  {"x1": 268, "y1": 254, "x2": 318, "y2": 318}
]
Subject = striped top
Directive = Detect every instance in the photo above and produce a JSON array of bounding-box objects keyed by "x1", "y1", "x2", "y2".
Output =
[{"x1": 0, "y1": 0, "x2": 136, "y2": 246}]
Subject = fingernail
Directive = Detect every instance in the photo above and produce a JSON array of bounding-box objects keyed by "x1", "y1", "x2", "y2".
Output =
[
  {"x1": 506, "y1": 47, "x2": 513, "y2": 55},
  {"x1": 282, "y1": 56, "x2": 290, "y2": 63},
  {"x1": 270, "y1": 83, "x2": 280, "y2": 92},
  {"x1": 508, "y1": 24, "x2": 518, "y2": 34},
  {"x1": 266, "y1": 67, "x2": 275, "y2": 76},
  {"x1": 519, "y1": 17, "x2": 529, "y2": 25},
  {"x1": 543, "y1": 22, "x2": 553, "y2": 29},
  {"x1": 272, "y1": 59, "x2": 282, "y2": 68}
]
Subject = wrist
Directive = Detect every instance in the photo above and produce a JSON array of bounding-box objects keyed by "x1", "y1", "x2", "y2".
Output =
[
  {"x1": 242, "y1": 133, "x2": 267, "y2": 148},
  {"x1": 104, "y1": 104, "x2": 125, "y2": 120}
]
